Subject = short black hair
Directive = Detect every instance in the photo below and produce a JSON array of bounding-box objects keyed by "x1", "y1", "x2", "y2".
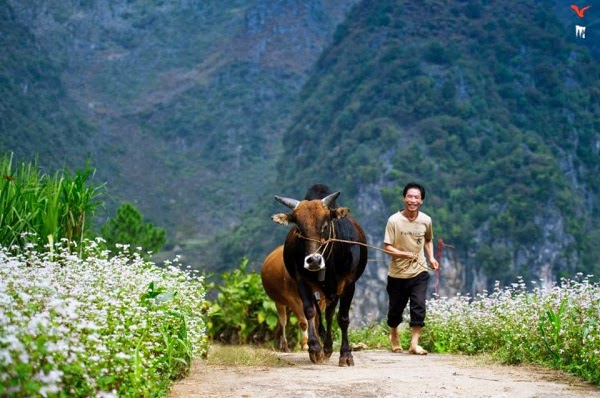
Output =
[{"x1": 403, "y1": 182, "x2": 425, "y2": 200}]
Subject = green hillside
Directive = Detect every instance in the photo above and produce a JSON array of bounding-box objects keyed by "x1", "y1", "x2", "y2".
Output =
[
  {"x1": 0, "y1": 0, "x2": 356, "y2": 269},
  {"x1": 224, "y1": 0, "x2": 600, "y2": 294},
  {"x1": 0, "y1": 2, "x2": 93, "y2": 167}
]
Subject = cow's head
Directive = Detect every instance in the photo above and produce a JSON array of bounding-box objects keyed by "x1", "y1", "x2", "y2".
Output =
[{"x1": 272, "y1": 192, "x2": 349, "y2": 272}]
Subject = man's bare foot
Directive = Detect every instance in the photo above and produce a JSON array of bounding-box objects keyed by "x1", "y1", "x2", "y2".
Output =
[
  {"x1": 389, "y1": 330, "x2": 402, "y2": 353},
  {"x1": 408, "y1": 345, "x2": 428, "y2": 355}
]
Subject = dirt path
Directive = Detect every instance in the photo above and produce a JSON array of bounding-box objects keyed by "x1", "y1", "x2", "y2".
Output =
[{"x1": 169, "y1": 350, "x2": 600, "y2": 398}]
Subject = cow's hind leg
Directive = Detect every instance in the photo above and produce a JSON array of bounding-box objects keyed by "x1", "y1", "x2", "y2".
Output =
[
  {"x1": 290, "y1": 294, "x2": 309, "y2": 351},
  {"x1": 275, "y1": 303, "x2": 289, "y2": 352},
  {"x1": 337, "y1": 284, "x2": 355, "y2": 366},
  {"x1": 298, "y1": 318, "x2": 309, "y2": 351}
]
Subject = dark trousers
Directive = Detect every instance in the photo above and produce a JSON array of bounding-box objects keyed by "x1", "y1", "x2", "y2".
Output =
[{"x1": 386, "y1": 271, "x2": 430, "y2": 328}]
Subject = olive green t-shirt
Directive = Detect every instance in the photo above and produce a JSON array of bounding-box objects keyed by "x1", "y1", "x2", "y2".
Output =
[{"x1": 384, "y1": 210, "x2": 433, "y2": 279}]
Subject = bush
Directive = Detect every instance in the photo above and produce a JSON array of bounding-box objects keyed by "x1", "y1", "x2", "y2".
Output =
[{"x1": 208, "y1": 258, "x2": 286, "y2": 347}]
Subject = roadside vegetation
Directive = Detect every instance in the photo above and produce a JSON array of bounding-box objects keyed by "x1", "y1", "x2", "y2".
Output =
[
  {"x1": 2, "y1": 153, "x2": 599, "y2": 397},
  {"x1": 1, "y1": 154, "x2": 208, "y2": 397},
  {"x1": 0, "y1": 241, "x2": 209, "y2": 397},
  {"x1": 422, "y1": 275, "x2": 600, "y2": 386},
  {"x1": 209, "y1": 260, "x2": 600, "y2": 387},
  {"x1": 0, "y1": 153, "x2": 102, "y2": 253}
]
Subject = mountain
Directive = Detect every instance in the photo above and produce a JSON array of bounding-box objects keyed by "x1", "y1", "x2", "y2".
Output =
[
  {"x1": 220, "y1": 0, "x2": 600, "y2": 320},
  {"x1": 0, "y1": 0, "x2": 357, "y2": 268},
  {"x1": 1, "y1": 0, "x2": 599, "y2": 321},
  {"x1": 0, "y1": 1, "x2": 93, "y2": 167},
  {"x1": 308, "y1": 0, "x2": 599, "y2": 314}
]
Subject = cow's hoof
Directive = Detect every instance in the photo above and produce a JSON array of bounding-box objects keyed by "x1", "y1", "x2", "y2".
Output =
[
  {"x1": 309, "y1": 350, "x2": 324, "y2": 364},
  {"x1": 323, "y1": 349, "x2": 333, "y2": 359},
  {"x1": 339, "y1": 355, "x2": 354, "y2": 367}
]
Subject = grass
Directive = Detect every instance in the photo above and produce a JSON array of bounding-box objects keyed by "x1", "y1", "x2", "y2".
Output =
[{"x1": 204, "y1": 344, "x2": 289, "y2": 367}]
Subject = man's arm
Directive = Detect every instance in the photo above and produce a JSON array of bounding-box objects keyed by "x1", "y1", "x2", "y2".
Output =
[
  {"x1": 424, "y1": 239, "x2": 439, "y2": 270},
  {"x1": 383, "y1": 243, "x2": 418, "y2": 260}
]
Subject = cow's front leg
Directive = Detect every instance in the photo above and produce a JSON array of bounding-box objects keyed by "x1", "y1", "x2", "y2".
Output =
[
  {"x1": 337, "y1": 285, "x2": 355, "y2": 366},
  {"x1": 298, "y1": 282, "x2": 323, "y2": 364},
  {"x1": 322, "y1": 298, "x2": 338, "y2": 359}
]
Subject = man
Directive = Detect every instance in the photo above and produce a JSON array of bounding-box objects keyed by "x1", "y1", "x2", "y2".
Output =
[{"x1": 383, "y1": 182, "x2": 439, "y2": 355}]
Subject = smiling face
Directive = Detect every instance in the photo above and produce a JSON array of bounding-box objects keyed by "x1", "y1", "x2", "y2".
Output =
[{"x1": 403, "y1": 187, "x2": 423, "y2": 213}]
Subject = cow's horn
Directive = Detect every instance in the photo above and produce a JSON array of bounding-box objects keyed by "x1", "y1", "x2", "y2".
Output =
[
  {"x1": 322, "y1": 191, "x2": 340, "y2": 208},
  {"x1": 275, "y1": 196, "x2": 300, "y2": 209}
]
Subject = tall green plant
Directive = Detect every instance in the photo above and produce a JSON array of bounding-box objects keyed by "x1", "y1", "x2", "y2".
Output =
[
  {"x1": 59, "y1": 162, "x2": 103, "y2": 247},
  {"x1": 0, "y1": 152, "x2": 103, "y2": 252},
  {"x1": 0, "y1": 153, "x2": 40, "y2": 248},
  {"x1": 38, "y1": 173, "x2": 62, "y2": 246}
]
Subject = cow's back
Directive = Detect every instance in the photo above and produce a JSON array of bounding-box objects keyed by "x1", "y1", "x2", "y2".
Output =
[
  {"x1": 261, "y1": 245, "x2": 298, "y2": 305},
  {"x1": 344, "y1": 215, "x2": 368, "y2": 279}
]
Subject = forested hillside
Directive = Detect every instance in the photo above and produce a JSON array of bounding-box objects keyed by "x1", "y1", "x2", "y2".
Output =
[
  {"x1": 0, "y1": 2, "x2": 93, "y2": 167},
  {"x1": 1, "y1": 0, "x2": 599, "y2": 320},
  {"x1": 222, "y1": 0, "x2": 600, "y2": 319},
  {"x1": 0, "y1": 0, "x2": 356, "y2": 268}
]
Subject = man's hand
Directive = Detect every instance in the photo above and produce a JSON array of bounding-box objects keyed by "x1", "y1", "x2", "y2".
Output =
[{"x1": 429, "y1": 258, "x2": 439, "y2": 270}]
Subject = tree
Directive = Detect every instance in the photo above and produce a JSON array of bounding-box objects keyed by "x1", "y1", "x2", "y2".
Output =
[{"x1": 101, "y1": 202, "x2": 166, "y2": 255}]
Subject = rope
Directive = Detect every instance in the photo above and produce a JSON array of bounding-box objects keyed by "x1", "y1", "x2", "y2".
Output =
[
  {"x1": 328, "y1": 237, "x2": 389, "y2": 254},
  {"x1": 295, "y1": 226, "x2": 412, "y2": 278},
  {"x1": 296, "y1": 231, "x2": 390, "y2": 255},
  {"x1": 295, "y1": 226, "x2": 437, "y2": 267}
]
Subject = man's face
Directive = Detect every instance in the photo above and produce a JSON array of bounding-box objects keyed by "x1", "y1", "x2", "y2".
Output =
[{"x1": 403, "y1": 188, "x2": 423, "y2": 212}]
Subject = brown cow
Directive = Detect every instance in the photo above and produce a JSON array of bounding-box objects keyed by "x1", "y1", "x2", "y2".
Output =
[
  {"x1": 261, "y1": 245, "x2": 325, "y2": 352},
  {"x1": 272, "y1": 184, "x2": 368, "y2": 366}
]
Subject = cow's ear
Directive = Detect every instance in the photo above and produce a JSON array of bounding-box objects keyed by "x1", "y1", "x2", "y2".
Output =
[
  {"x1": 332, "y1": 207, "x2": 350, "y2": 219},
  {"x1": 272, "y1": 213, "x2": 292, "y2": 225}
]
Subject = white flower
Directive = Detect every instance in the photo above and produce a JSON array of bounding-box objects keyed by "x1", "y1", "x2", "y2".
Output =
[
  {"x1": 38, "y1": 384, "x2": 61, "y2": 398},
  {"x1": 18, "y1": 351, "x2": 29, "y2": 364},
  {"x1": 0, "y1": 349, "x2": 13, "y2": 366},
  {"x1": 2, "y1": 334, "x2": 24, "y2": 351},
  {"x1": 96, "y1": 390, "x2": 118, "y2": 398},
  {"x1": 27, "y1": 313, "x2": 50, "y2": 334},
  {"x1": 115, "y1": 352, "x2": 131, "y2": 360}
]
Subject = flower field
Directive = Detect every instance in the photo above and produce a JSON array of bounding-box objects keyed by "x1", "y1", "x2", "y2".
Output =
[
  {"x1": 422, "y1": 275, "x2": 600, "y2": 385},
  {"x1": 0, "y1": 239, "x2": 209, "y2": 397}
]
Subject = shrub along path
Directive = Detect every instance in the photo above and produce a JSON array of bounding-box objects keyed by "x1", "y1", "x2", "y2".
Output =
[{"x1": 169, "y1": 349, "x2": 600, "y2": 397}]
